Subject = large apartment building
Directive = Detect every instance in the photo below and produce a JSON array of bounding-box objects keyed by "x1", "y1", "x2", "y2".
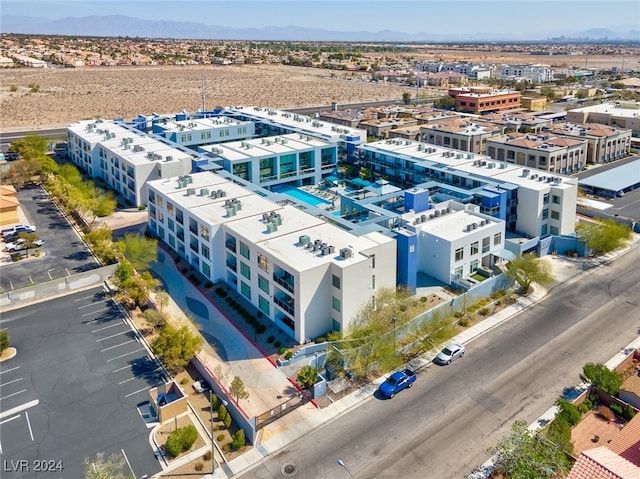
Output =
[
  {"x1": 198, "y1": 133, "x2": 337, "y2": 188},
  {"x1": 486, "y1": 132, "x2": 587, "y2": 174},
  {"x1": 419, "y1": 118, "x2": 504, "y2": 154},
  {"x1": 146, "y1": 172, "x2": 396, "y2": 343},
  {"x1": 151, "y1": 116, "x2": 255, "y2": 148},
  {"x1": 67, "y1": 119, "x2": 193, "y2": 206}
]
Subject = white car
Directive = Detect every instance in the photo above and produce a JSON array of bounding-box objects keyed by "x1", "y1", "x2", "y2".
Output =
[
  {"x1": 4, "y1": 238, "x2": 45, "y2": 252},
  {"x1": 434, "y1": 342, "x2": 465, "y2": 365},
  {"x1": 1, "y1": 224, "x2": 36, "y2": 237}
]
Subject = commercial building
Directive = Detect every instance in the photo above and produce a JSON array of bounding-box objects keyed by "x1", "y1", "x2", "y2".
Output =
[
  {"x1": 67, "y1": 119, "x2": 194, "y2": 206},
  {"x1": 146, "y1": 172, "x2": 396, "y2": 343},
  {"x1": 359, "y1": 117, "x2": 419, "y2": 139},
  {"x1": 448, "y1": 87, "x2": 521, "y2": 114},
  {"x1": 486, "y1": 132, "x2": 587, "y2": 174},
  {"x1": 547, "y1": 122, "x2": 631, "y2": 164},
  {"x1": 566, "y1": 102, "x2": 640, "y2": 137},
  {"x1": 419, "y1": 118, "x2": 504, "y2": 154},
  {"x1": 198, "y1": 133, "x2": 337, "y2": 189},
  {"x1": 497, "y1": 64, "x2": 554, "y2": 83}
]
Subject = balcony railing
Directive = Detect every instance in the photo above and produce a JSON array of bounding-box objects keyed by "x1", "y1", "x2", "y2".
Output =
[
  {"x1": 274, "y1": 296, "x2": 294, "y2": 316},
  {"x1": 226, "y1": 260, "x2": 237, "y2": 272},
  {"x1": 273, "y1": 274, "x2": 294, "y2": 294},
  {"x1": 226, "y1": 241, "x2": 237, "y2": 253}
]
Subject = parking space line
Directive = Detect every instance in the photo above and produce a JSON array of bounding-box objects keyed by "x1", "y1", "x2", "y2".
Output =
[
  {"x1": 101, "y1": 340, "x2": 136, "y2": 352},
  {"x1": 0, "y1": 366, "x2": 20, "y2": 375},
  {"x1": 0, "y1": 414, "x2": 21, "y2": 425},
  {"x1": 82, "y1": 307, "x2": 110, "y2": 317},
  {"x1": 113, "y1": 363, "x2": 134, "y2": 373},
  {"x1": 74, "y1": 294, "x2": 100, "y2": 302},
  {"x1": 0, "y1": 377, "x2": 23, "y2": 388},
  {"x1": 107, "y1": 348, "x2": 145, "y2": 362},
  {"x1": 25, "y1": 411, "x2": 34, "y2": 441},
  {"x1": 91, "y1": 322, "x2": 125, "y2": 333},
  {"x1": 96, "y1": 330, "x2": 130, "y2": 342},
  {"x1": 0, "y1": 389, "x2": 26, "y2": 401},
  {"x1": 125, "y1": 386, "x2": 150, "y2": 398},
  {"x1": 78, "y1": 299, "x2": 109, "y2": 309},
  {"x1": 119, "y1": 377, "x2": 137, "y2": 385}
]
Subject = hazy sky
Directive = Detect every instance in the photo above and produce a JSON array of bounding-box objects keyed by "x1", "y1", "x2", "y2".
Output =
[{"x1": 3, "y1": 0, "x2": 639, "y2": 35}]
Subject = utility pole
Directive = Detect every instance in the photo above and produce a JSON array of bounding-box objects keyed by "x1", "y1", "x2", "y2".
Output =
[{"x1": 201, "y1": 76, "x2": 206, "y2": 112}]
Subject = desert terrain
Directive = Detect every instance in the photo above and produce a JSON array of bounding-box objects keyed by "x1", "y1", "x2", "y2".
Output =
[
  {"x1": 1, "y1": 48, "x2": 636, "y2": 131},
  {"x1": 0, "y1": 64, "x2": 410, "y2": 130}
]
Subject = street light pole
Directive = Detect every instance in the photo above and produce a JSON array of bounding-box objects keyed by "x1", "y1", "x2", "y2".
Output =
[
  {"x1": 209, "y1": 390, "x2": 215, "y2": 476},
  {"x1": 337, "y1": 459, "x2": 355, "y2": 479}
]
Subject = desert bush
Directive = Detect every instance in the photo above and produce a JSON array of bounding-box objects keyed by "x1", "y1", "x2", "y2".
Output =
[
  {"x1": 458, "y1": 316, "x2": 471, "y2": 327},
  {"x1": 203, "y1": 450, "x2": 212, "y2": 461},
  {"x1": 210, "y1": 393, "x2": 219, "y2": 411},
  {"x1": 216, "y1": 434, "x2": 225, "y2": 442},
  {"x1": 217, "y1": 404, "x2": 228, "y2": 422},
  {"x1": 222, "y1": 413, "x2": 232, "y2": 429},
  {"x1": 478, "y1": 307, "x2": 490, "y2": 316},
  {"x1": 165, "y1": 425, "x2": 198, "y2": 458},
  {"x1": 596, "y1": 404, "x2": 616, "y2": 421},
  {"x1": 232, "y1": 428, "x2": 246, "y2": 450},
  {"x1": 278, "y1": 346, "x2": 287, "y2": 354},
  {"x1": 194, "y1": 461, "x2": 204, "y2": 472},
  {"x1": 285, "y1": 351, "x2": 293, "y2": 360}
]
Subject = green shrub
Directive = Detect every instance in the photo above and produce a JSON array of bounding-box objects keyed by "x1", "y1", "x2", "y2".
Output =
[
  {"x1": 222, "y1": 443, "x2": 231, "y2": 452},
  {"x1": 420, "y1": 296, "x2": 427, "y2": 302},
  {"x1": 278, "y1": 346, "x2": 287, "y2": 355},
  {"x1": 215, "y1": 287, "x2": 224, "y2": 295},
  {"x1": 205, "y1": 282, "x2": 213, "y2": 289},
  {"x1": 210, "y1": 393, "x2": 219, "y2": 411},
  {"x1": 180, "y1": 377, "x2": 189, "y2": 385},
  {"x1": 274, "y1": 341, "x2": 281, "y2": 348},
  {"x1": 556, "y1": 398, "x2": 582, "y2": 427},
  {"x1": 478, "y1": 307, "x2": 490, "y2": 316},
  {"x1": 267, "y1": 336, "x2": 275, "y2": 343},
  {"x1": 0, "y1": 330, "x2": 9, "y2": 353},
  {"x1": 545, "y1": 417, "x2": 574, "y2": 454},
  {"x1": 194, "y1": 461, "x2": 204, "y2": 472},
  {"x1": 580, "y1": 363, "x2": 623, "y2": 395},
  {"x1": 165, "y1": 425, "x2": 198, "y2": 458},
  {"x1": 458, "y1": 316, "x2": 471, "y2": 327},
  {"x1": 316, "y1": 336, "x2": 326, "y2": 343},
  {"x1": 203, "y1": 450, "x2": 212, "y2": 461},
  {"x1": 256, "y1": 324, "x2": 266, "y2": 334},
  {"x1": 610, "y1": 402, "x2": 623, "y2": 416},
  {"x1": 285, "y1": 351, "x2": 293, "y2": 360},
  {"x1": 222, "y1": 413, "x2": 232, "y2": 429},
  {"x1": 453, "y1": 311, "x2": 464, "y2": 319},
  {"x1": 232, "y1": 428, "x2": 246, "y2": 450},
  {"x1": 217, "y1": 404, "x2": 228, "y2": 422},
  {"x1": 138, "y1": 204, "x2": 147, "y2": 210},
  {"x1": 216, "y1": 434, "x2": 225, "y2": 442},
  {"x1": 622, "y1": 404, "x2": 637, "y2": 420}
]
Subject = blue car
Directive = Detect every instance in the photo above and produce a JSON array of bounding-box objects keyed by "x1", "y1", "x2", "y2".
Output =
[{"x1": 379, "y1": 368, "x2": 416, "y2": 399}]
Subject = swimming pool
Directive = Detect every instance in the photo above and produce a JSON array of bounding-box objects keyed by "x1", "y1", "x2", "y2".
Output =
[{"x1": 271, "y1": 185, "x2": 331, "y2": 207}]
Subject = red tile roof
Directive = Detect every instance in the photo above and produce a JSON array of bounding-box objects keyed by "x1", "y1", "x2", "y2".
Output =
[
  {"x1": 609, "y1": 414, "x2": 640, "y2": 467},
  {"x1": 568, "y1": 447, "x2": 640, "y2": 479}
]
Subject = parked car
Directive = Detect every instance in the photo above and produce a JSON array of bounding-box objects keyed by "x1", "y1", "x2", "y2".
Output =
[
  {"x1": 434, "y1": 342, "x2": 465, "y2": 365},
  {"x1": 379, "y1": 368, "x2": 416, "y2": 399},
  {"x1": 4, "y1": 238, "x2": 45, "y2": 252},
  {"x1": 1, "y1": 224, "x2": 36, "y2": 237}
]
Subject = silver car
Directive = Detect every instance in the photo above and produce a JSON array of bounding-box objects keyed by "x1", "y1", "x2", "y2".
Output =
[{"x1": 435, "y1": 342, "x2": 465, "y2": 365}]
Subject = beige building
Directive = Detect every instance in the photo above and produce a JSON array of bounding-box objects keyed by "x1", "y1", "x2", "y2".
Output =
[
  {"x1": 547, "y1": 122, "x2": 631, "y2": 164},
  {"x1": 359, "y1": 117, "x2": 419, "y2": 139},
  {"x1": 487, "y1": 132, "x2": 587, "y2": 174},
  {"x1": 567, "y1": 102, "x2": 640, "y2": 137},
  {"x1": 419, "y1": 118, "x2": 504, "y2": 154}
]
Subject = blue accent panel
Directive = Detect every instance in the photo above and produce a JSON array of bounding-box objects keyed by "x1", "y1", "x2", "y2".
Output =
[
  {"x1": 192, "y1": 159, "x2": 208, "y2": 172},
  {"x1": 396, "y1": 230, "x2": 417, "y2": 293},
  {"x1": 176, "y1": 113, "x2": 187, "y2": 121},
  {"x1": 404, "y1": 189, "x2": 430, "y2": 214}
]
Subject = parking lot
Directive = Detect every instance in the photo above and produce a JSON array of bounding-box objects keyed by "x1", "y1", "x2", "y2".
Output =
[
  {"x1": 0, "y1": 286, "x2": 164, "y2": 479},
  {"x1": 0, "y1": 184, "x2": 100, "y2": 292}
]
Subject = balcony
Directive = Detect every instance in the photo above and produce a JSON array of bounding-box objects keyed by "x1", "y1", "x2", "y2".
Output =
[
  {"x1": 273, "y1": 273, "x2": 294, "y2": 294},
  {"x1": 274, "y1": 295, "x2": 294, "y2": 316},
  {"x1": 225, "y1": 241, "x2": 237, "y2": 253},
  {"x1": 176, "y1": 231, "x2": 185, "y2": 242},
  {"x1": 226, "y1": 260, "x2": 237, "y2": 272}
]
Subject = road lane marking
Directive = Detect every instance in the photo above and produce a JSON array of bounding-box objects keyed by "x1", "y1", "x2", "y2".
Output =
[
  {"x1": 101, "y1": 340, "x2": 136, "y2": 352},
  {"x1": 91, "y1": 322, "x2": 124, "y2": 333},
  {"x1": 96, "y1": 330, "x2": 130, "y2": 342},
  {"x1": 0, "y1": 377, "x2": 23, "y2": 388},
  {"x1": 125, "y1": 386, "x2": 150, "y2": 398},
  {"x1": 0, "y1": 389, "x2": 26, "y2": 401},
  {"x1": 106, "y1": 348, "x2": 145, "y2": 362},
  {"x1": 0, "y1": 366, "x2": 20, "y2": 375}
]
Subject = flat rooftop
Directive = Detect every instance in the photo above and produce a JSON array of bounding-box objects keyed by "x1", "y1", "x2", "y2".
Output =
[
  {"x1": 579, "y1": 159, "x2": 640, "y2": 192},
  {"x1": 156, "y1": 116, "x2": 251, "y2": 133},
  {"x1": 400, "y1": 206, "x2": 498, "y2": 241},
  {"x1": 569, "y1": 102, "x2": 640, "y2": 118}
]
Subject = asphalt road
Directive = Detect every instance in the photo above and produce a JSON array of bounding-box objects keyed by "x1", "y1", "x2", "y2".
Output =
[
  {"x1": 0, "y1": 184, "x2": 100, "y2": 292},
  {"x1": 240, "y1": 245, "x2": 640, "y2": 479},
  {"x1": 0, "y1": 286, "x2": 164, "y2": 479}
]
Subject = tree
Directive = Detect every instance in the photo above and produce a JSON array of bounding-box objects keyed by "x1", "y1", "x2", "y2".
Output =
[
  {"x1": 152, "y1": 324, "x2": 203, "y2": 373},
  {"x1": 555, "y1": 398, "x2": 581, "y2": 427},
  {"x1": 232, "y1": 428, "x2": 246, "y2": 450},
  {"x1": 489, "y1": 420, "x2": 571, "y2": 479},
  {"x1": 434, "y1": 95, "x2": 455, "y2": 109},
  {"x1": 118, "y1": 233, "x2": 158, "y2": 272},
  {"x1": 165, "y1": 425, "x2": 198, "y2": 458},
  {"x1": 402, "y1": 91, "x2": 412, "y2": 105},
  {"x1": 504, "y1": 253, "x2": 554, "y2": 294},
  {"x1": 229, "y1": 376, "x2": 250, "y2": 404},
  {"x1": 540, "y1": 86, "x2": 557, "y2": 101},
  {"x1": 0, "y1": 330, "x2": 9, "y2": 354},
  {"x1": 15, "y1": 231, "x2": 42, "y2": 256},
  {"x1": 576, "y1": 219, "x2": 632, "y2": 256},
  {"x1": 83, "y1": 452, "x2": 133, "y2": 479},
  {"x1": 580, "y1": 362, "x2": 623, "y2": 395},
  {"x1": 297, "y1": 365, "x2": 318, "y2": 389},
  {"x1": 85, "y1": 227, "x2": 122, "y2": 264}
]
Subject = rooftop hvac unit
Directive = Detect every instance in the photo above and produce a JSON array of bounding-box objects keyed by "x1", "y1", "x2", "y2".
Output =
[
  {"x1": 200, "y1": 188, "x2": 209, "y2": 196},
  {"x1": 328, "y1": 245, "x2": 335, "y2": 254},
  {"x1": 421, "y1": 214, "x2": 427, "y2": 222},
  {"x1": 187, "y1": 188, "x2": 195, "y2": 196},
  {"x1": 547, "y1": 177, "x2": 554, "y2": 183},
  {"x1": 340, "y1": 247, "x2": 353, "y2": 259},
  {"x1": 226, "y1": 206, "x2": 237, "y2": 217},
  {"x1": 321, "y1": 246, "x2": 330, "y2": 256},
  {"x1": 472, "y1": 223, "x2": 478, "y2": 229},
  {"x1": 178, "y1": 180, "x2": 186, "y2": 188},
  {"x1": 210, "y1": 190, "x2": 219, "y2": 199},
  {"x1": 441, "y1": 209, "x2": 447, "y2": 216},
  {"x1": 481, "y1": 161, "x2": 487, "y2": 166},
  {"x1": 499, "y1": 163, "x2": 507, "y2": 169},
  {"x1": 415, "y1": 217, "x2": 422, "y2": 224},
  {"x1": 523, "y1": 168, "x2": 530, "y2": 177},
  {"x1": 299, "y1": 235, "x2": 310, "y2": 246},
  {"x1": 267, "y1": 222, "x2": 278, "y2": 233},
  {"x1": 262, "y1": 213, "x2": 270, "y2": 222},
  {"x1": 434, "y1": 210, "x2": 440, "y2": 217}
]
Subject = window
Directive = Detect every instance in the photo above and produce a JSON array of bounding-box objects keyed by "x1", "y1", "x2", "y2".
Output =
[
  {"x1": 201, "y1": 244, "x2": 210, "y2": 260},
  {"x1": 332, "y1": 274, "x2": 341, "y2": 289},
  {"x1": 550, "y1": 226, "x2": 559, "y2": 235},
  {"x1": 541, "y1": 224, "x2": 548, "y2": 236},
  {"x1": 200, "y1": 225, "x2": 209, "y2": 241},
  {"x1": 257, "y1": 253, "x2": 269, "y2": 272},
  {"x1": 494, "y1": 232, "x2": 502, "y2": 246},
  {"x1": 240, "y1": 281, "x2": 251, "y2": 299},
  {"x1": 168, "y1": 235, "x2": 175, "y2": 248},
  {"x1": 258, "y1": 295, "x2": 270, "y2": 315},
  {"x1": 370, "y1": 254, "x2": 376, "y2": 269},
  {"x1": 202, "y1": 262, "x2": 210, "y2": 279},
  {"x1": 454, "y1": 266, "x2": 463, "y2": 278},
  {"x1": 332, "y1": 296, "x2": 341, "y2": 312},
  {"x1": 240, "y1": 262, "x2": 251, "y2": 280},
  {"x1": 455, "y1": 247, "x2": 464, "y2": 262},
  {"x1": 543, "y1": 193, "x2": 549, "y2": 204},
  {"x1": 542, "y1": 208, "x2": 549, "y2": 220},
  {"x1": 551, "y1": 210, "x2": 560, "y2": 220},
  {"x1": 482, "y1": 236, "x2": 490, "y2": 253},
  {"x1": 239, "y1": 242, "x2": 250, "y2": 260},
  {"x1": 470, "y1": 241, "x2": 479, "y2": 255},
  {"x1": 371, "y1": 275, "x2": 376, "y2": 289},
  {"x1": 168, "y1": 218, "x2": 175, "y2": 232},
  {"x1": 258, "y1": 275, "x2": 269, "y2": 293},
  {"x1": 552, "y1": 195, "x2": 560, "y2": 204},
  {"x1": 470, "y1": 260, "x2": 479, "y2": 273},
  {"x1": 167, "y1": 202, "x2": 174, "y2": 215}
]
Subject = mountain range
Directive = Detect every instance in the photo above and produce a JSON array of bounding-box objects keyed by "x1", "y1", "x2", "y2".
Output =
[{"x1": 2, "y1": 14, "x2": 639, "y2": 42}]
